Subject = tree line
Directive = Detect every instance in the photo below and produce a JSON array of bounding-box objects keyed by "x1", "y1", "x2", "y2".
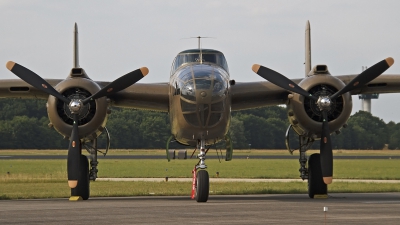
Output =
[{"x1": 0, "y1": 98, "x2": 399, "y2": 150}]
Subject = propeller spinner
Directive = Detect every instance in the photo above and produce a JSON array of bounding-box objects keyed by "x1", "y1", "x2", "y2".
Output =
[
  {"x1": 252, "y1": 57, "x2": 394, "y2": 184},
  {"x1": 6, "y1": 61, "x2": 149, "y2": 188}
]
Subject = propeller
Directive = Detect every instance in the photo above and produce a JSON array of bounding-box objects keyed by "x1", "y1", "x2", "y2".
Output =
[
  {"x1": 6, "y1": 61, "x2": 71, "y2": 103},
  {"x1": 252, "y1": 64, "x2": 318, "y2": 101},
  {"x1": 252, "y1": 57, "x2": 394, "y2": 184},
  {"x1": 6, "y1": 61, "x2": 149, "y2": 188},
  {"x1": 67, "y1": 114, "x2": 80, "y2": 188},
  {"x1": 320, "y1": 111, "x2": 332, "y2": 184},
  {"x1": 81, "y1": 67, "x2": 148, "y2": 105}
]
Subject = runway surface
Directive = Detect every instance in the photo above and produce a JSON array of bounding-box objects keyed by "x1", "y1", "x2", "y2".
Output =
[
  {"x1": 0, "y1": 193, "x2": 399, "y2": 224},
  {"x1": 1, "y1": 154, "x2": 399, "y2": 160}
]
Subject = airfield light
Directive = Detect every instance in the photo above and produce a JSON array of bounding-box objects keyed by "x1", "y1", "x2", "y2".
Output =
[{"x1": 323, "y1": 207, "x2": 328, "y2": 224}]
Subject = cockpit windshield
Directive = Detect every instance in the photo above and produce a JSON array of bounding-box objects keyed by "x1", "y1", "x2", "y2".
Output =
[
  {"x1": 171, "y1": 49, "x2": 229, "y2": 75},
  {"x1": 176, "y1": 65, "x2": 228, "y2": 102}
]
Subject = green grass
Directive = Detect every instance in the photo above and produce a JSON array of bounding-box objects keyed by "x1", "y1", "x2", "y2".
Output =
[{"x1": 1, "y1": 159, "x2": 400, "y2": 180}]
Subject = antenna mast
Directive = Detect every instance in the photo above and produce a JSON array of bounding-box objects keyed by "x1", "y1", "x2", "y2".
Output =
[{"x1": 197, "y1": 36, "x2": 203, "y2": 64}]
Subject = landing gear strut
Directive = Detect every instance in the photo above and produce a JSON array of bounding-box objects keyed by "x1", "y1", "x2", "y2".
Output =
[
  {"x1": 298, "y1": 136, "x2": 312, "y2": 180},
  {"x1": 287, "y1": 127, "x2": 328, "y2": 198},
  {"x1": 83, "y1": 128, "x2": 110, "y2": 181},
  {"x1": 192, "y1": 139, "x2": 209, "y2": 202},
  {"x1": 71, "y1": 133, "x2": 109, "y2": 200}
]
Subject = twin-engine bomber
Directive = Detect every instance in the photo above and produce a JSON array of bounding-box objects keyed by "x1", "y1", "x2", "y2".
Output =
[{"x1": 2, "y1": 21, "x2": 400, "y2": 201}]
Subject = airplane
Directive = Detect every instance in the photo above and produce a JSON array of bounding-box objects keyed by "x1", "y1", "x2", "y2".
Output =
[{"x1": 2, "y1": 21, "x2": 400, "y2": 202}]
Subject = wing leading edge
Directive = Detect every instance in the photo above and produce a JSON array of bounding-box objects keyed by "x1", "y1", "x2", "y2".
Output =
[{"x1": 2, "y1": 73, "x2": 400, "y2": 113}]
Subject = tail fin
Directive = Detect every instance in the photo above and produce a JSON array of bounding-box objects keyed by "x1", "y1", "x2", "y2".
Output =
[
  {"x1": 73, "y1": 23, "x2": 79, "y2": 68},
  {"x1": 305, "y1": 20, "x2": 311, "y2": 76}
]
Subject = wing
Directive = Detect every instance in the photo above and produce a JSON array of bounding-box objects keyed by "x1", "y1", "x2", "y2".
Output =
[
  {"x1": 2, "y1": 73, "x2": 400, "y2": 113},
  {"x1": 0, "y1": 79, "x2": 169, "y2": 112},
  {"x1": 231, "y1": 74, "x2": 400, "y2": 111},
  {"x1": 230, "y1": 80, "x2": 299, "y2": 111},
  {"x1": 339, "y1": 74, "x2": 400, "y2": 95},
  {"x1": 0, "y1": 79, "x2": 62, "y2": 99},
  {"x1": 99, "y1": 82, "x2": 169, "y2": 112}
]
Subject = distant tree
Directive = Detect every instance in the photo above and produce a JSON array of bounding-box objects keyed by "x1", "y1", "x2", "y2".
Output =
[
  {"x1": 265, "y1": 117, "x2": 287, "y2": 149},
  {"x1": 0, "y1": 99, "x2": 47, "y2": 120},
  {"x1": 139, "y1": 115, "x2": 170, "y2": 148},
  {"x1": 335, "y1": 111, "x2": 386, "y2": 149},
  {"x1": 387, "y1": 122, "x2": 400, "y2": 149},
  {"x1": 229, "y1": 116, "x2": 247, "y2": 149},
  {"x1": 236, "y1": 114, "x2": 275, "y2": 149}
]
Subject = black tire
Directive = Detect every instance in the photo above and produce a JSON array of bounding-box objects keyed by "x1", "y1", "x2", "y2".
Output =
[
  {"x1": 195, "y1": 170, "x2": 209, "y2": 202},
  {"x1": 308, "y1": 153, "x2": 327, "y2": 198},
  {"x1": 71, "y1": 155, "x2": 90, "y2": 200}
]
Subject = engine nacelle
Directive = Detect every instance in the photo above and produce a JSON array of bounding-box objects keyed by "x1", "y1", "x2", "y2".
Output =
[
  {"x1": 47, "y1": 78, "x2": 109, "y2": 141},
  {"x1": 286, "y1": 73, "x2": 352, "y2": 139}
]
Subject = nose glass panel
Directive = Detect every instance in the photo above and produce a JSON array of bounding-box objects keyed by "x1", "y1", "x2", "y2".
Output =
[{"x1": 177, "y1": 65, "x2": 227, "y2": 128}]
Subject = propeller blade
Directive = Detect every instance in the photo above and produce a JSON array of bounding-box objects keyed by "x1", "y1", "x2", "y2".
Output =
[
  {"x1": 67, "y1": 114, "x2": 81, "y2": 188},
  {"x1": 331, "y1": 57, "x2": 394, "y2": 99},
  {"x1": 252, "y1": 64, "x2": 318, "y2": 101},
  {"x1": 320, "y1": 111, "x2": 333, "y2": 184},
  {"x1": 6, "y1": 61, "x2": 70, "y2": 103},
  {"x1": 82, "y1": 67, "x2": 149, "y2": 105}
]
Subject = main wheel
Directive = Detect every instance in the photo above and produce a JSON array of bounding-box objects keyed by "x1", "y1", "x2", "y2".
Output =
[
  {"x1": 308, "y1": 153, "x2": 327, "y2": 198},
  {"x1": 71, "y1": 155, "x2": 90, "y2": 200},
  {"x1": 195, "y1": 170, "x2": 209, "y2": 202}
]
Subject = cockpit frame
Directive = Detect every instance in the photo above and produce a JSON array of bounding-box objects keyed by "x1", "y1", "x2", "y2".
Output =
[{"x1": 170, "y1": 49, "x2": 229, "y2": 75}]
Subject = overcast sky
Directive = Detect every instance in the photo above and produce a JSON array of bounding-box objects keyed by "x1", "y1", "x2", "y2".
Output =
[{"x1": 1, "y1": 0, "x2": 400, "y2": 122}]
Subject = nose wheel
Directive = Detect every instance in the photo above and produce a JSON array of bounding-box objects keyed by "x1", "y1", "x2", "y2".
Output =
[
  {"x1": 191, "y1": 139, "x2": 210, "y2": 202},
  {"x1": 194, "y1": 169, "x2": 209, "y2": 202}
]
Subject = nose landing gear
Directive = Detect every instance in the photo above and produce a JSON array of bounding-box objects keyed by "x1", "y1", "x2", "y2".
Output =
[{"x1": 191, "y1": 139, "x2": 210, "y2": 202}]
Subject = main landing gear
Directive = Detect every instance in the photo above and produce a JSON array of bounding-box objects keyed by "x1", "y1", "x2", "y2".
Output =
[
  {"x1": 287, "y1": 130, "x2": 328, "y2": 198},
  {"x1": 297, "y1": 136, "x2": 328, "y2": 198},
  {"x1": 191, "y1": 139, "x2": 210, "y2": 202},
  {"x1": 70, "y1": 137, "x2": 108, "y2": 200}
]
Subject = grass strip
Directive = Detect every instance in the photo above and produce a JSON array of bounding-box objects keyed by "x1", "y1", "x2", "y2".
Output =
[{"x1": 1, "y1": 159, "x2": 400, "y2": 180}]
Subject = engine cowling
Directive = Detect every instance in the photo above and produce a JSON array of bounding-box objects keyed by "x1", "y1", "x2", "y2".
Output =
[
  {"x1": 287, "y1": 73, "x2": 352, "y2": 139},
  {"x1": 47, "y1": 78, "x2": 109, "y2": 141}
]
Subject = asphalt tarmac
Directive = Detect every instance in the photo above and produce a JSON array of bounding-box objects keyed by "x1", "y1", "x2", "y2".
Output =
[{"x1": 0, "y1": 193, "x2": 399, "y2": 224}]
